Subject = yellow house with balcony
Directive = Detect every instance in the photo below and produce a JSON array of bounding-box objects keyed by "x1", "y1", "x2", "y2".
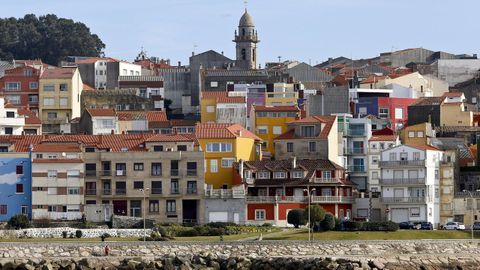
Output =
[
  {"x1": 250, "y1": 105, "x2": 300, "y2": 157},
  {"x1": 39, "y1": 67, "x2": 83, "y2": 134},
  {"x1": 195, "y1": 123, "x2": 261, "y2": 188},
  {"x1": 200, "y1": 91, "x2": 247, "y2": 127}
]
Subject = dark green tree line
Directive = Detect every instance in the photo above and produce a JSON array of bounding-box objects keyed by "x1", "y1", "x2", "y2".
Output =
[{"x1": 0, "y1": 14, "x2": 105, "y2": 65}]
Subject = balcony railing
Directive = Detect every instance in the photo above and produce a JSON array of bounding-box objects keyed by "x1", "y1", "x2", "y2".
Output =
[
  {"x1": 245, "y1": 196, "x2": 354, "y2": 203},
  {"x1": 381, "y1": 197, "x2": 427, "y2": 204},
  {"x1": 115, "y1": 189, "x2": 126, "y2": 195},
  {"x1": 245, "y1": 178, "x2": 254, "y2": 184},
  {"x1": 171, "y1": 189, "x2": 180, "y2": 195},
  {"x1": 346, "y1": 148, "x2": 365, "y2": 155},
  {"x1": 115, "y1": 170, "x2": 127, "y2": 176},
  {"x1": 187, "y1": 188, "x2": 197, "y2": 194},
  {"x1": 346, "y1": 130, "x2": 366, "y2": 137},
  {"x1": 379, "y1": 178, "x2": 425, "y2": 186},
  {"x1": 102, "y1": 189, "x2": 112, "y2": 195},
  {"x1": 347, "y1": 165, "x2": 366, "y2": 173},
  {"x1": 151, "y1": 188, "x2": 162, "y2": 194},
  {"x1": 100, "y1": 170, "x2": 111, "y2": 176},
  {"x1": 313, "y1": 178, "x2": 340, "y2": 184},
  {"x1": 85, "y1": 170, "x2": 97, "y2": 177},
  {"x1": 205, "y1": 189, "x2": 246, "y2": 198},
  {"x1": 186, "y1": 170, "x2": 197, "y2": 176},
  {"x1": 85, "y1": 189, "x2": 97, "y2": 196},
  {"x1": 170, "y1": 169, "x2": 179, "y2": 176},
  {"x1": 379, "y1": 160, "x2": 425, "y2": 167}
]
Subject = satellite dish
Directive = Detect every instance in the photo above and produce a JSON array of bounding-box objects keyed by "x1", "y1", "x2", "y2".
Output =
[{"x1": 62, "y1": 152, "x2": 66, "y2": 157}]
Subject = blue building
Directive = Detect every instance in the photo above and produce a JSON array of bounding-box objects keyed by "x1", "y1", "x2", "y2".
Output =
[{"x1": 0, "y1": 153, "x2": 32, "y2": 221}]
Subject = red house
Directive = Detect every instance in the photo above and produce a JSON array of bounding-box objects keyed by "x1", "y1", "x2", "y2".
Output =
[
  {"x1": 0, "y1": 65, "x2": 42, "y2": 114},
  {"x1": 233, "y1": 159, "x2": 355, "y2": 226}
]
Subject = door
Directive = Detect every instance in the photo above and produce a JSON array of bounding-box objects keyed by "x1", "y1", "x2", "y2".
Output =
[
  {"x1": 209, "y1": 212, "x2": 228, "y2": 222},
  {"x1": 371, "y1": 208, "x2": 381, "y2": 222},
  {"x1": 234, "y1": 213, "x2": 240, "y2": 224},
  {"x1": 294, "y1": 188, "x2": 304, "y2": 200},
  {"x1": 391, "y1": 208, "x2": 409, "y2": 223}
]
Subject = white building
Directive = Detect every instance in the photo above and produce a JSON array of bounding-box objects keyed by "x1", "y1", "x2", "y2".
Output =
[
  {"x1": 367, "y1": 131, "x2": 400, "y2": 192},
  {"x1": 0, "y1": 97, "x2": 25, "y2": 135},
  {"x1": 379, "y1": 145, "x2": 442, "y2": 227}
]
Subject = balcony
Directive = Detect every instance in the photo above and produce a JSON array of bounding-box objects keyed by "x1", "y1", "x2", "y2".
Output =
[
  {"x1": 171, "y1": 189, "x2": 180, "y2": 195},
  {"x1": 151, "y1": 188, "x2": 162, "y2": 195},
  {"x1": 346, "y1": 148, "x2": 365, "y2": 155},
  {"x1": 347, "y1": 165, "x2": 366, "y2": 173},
  {"x1": 381, "y1": 197, "x2": 427, "y2": 204},
  {"x1": 115, "y1": 189, "x2": 126, "y2": 195},
  {"x1": 186, "y1": 170, "x2": 197, "y2": 176},
  {"x1": 205, "y1": 189, "x2": 246, "y2": 198},
  {"x1": 85, "y1": 170, "x2": 97, "y2": 177},
  {"x1": 187, "y1": 188, "x2": 197, "y2": 194},
  {"x1": 313, "y1": 178, "x2": 340, "y2": 184},
  {"x1": 379, "y1": 160, "x2": 425, "y2": 167},
  {"x1": 102, "y1": 189, "x2": 112, "y2": 195},
  {"x1": 0, "y1": 117, "x2": 24, "y2": 126},
  {"x1": 115, "y1": 170, "x2": 127, "y2": 176},
  {"x1": 85, "y1": 189, "x2": 97, "y2": 196},
  {"x1": 100, "y1": 170, "x2": 111, "y2": 176},
  {"x1": 379, "y1": 178, "x2": 425, "y2": 186},
  {"x1": 346, "y1": 130, "x2": 366, "y2": 137},
  {"x1": 170, "y1": 169, "x2": 179, "y2": 177},
  {"x1": 245, "y1": 195, "x2": 355, "y2": 204},
  {"x1": 245, "y1": 178, "x2": 254, "y2": 184}
]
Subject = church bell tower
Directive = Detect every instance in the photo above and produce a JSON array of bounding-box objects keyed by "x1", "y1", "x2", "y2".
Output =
[{"x1": 233, "y1": 9, "x2": 259, "y2": 70}]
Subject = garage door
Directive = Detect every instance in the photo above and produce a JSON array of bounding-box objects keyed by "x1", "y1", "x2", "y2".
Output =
[
  {"x1": 391, "y1": 208, "x2": 409, "y2": 223},
  {"x1": 208, "y1": 212, "x2": 228, "y2": 222}
]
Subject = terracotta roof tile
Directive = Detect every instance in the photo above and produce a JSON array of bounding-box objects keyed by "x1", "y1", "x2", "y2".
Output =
[
  {"x1": 83, "y1": 84, "x2": 95, "y2": 91},
  {"x1": 86, "y1": 108, "x2": 116, "y2": 117},
  {"x1": 275, "y1": 116, "x2": 336, "y2": 140},
  {"x1": 76, "y1": 57, "x2": 121, "y2": 64},
  {"x1": 170, "y1": 119, "x2": 197, "y2": 126},
  {"x1": 33, "y1": 143, "x2": 82, "y2": 152},
  {"x1": 442, "y1": 92, "x2": 464, "y2": 97},
  {"x1": 196, "y1": 123, "x2": 261, "y2": 140},
  {"x1": 201, "y1": 91, "x2": 246, "y2": 103},
  {"x1": 145, "y1": 134, "x2": 195, "y2": 142},
  {"x1": 17, "y1": 109, "x2": 41, "y2": 125},
  {"x1": 33, "y1": 158, "x2": 83, "y2": 163},
  {"x1": 408, "y1": 144, "x2": 441, "y2": 151},
  {"x1": 40, "y1": 67, "x2": 76, "y2": 79},
  {"x1": 410, "y1": 97, "x2": 444, "y2": 106},
  {"x1": 146, "y1": 111, "x2": 168, "y2": 122},
  {"x1": 369, "y1": 135, "x2": 397, "y2": 142}
]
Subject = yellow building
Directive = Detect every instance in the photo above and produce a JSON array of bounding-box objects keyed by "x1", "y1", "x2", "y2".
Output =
[
  {"x1": 250, "y1": 105, "x2": 300, "y2": 157},
  {"x1": 265, "y1": 83, "x2": 299, "y2": 106},
  {"x1": 200, "y1": 91, "x2": 247, "y2": 127},
  {"x1": 39, "y1": 67, "x2": 83, "y2": 133},
  {"x1": 440, "y1": 92, "x2": 473, "y2": 127},
  {"x1": 400, "y1": 122, "x2": 434, "y2": 146},
  {"x1": 195, "y1": 123, "x2": 261, "y2": 188}
]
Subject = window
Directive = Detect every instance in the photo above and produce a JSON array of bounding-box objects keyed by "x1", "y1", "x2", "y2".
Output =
[
  {"x1": 48, "y1": 187, "x2": 57, "y2": 195},
  {"x1": 435, "y1": 188, "x2": 439, "y2": 198},
  {"x1": 16, "y1": 184, "x2": 24, "y2": 194},
  {"x1": 357, "y1": 209, "x2": 368, "y2": 218},
  {"x1": 116, "y1": 182, "x2": 126, "y2": 194},
  {"x1": 16, "y1": 165, "x2": 24, "y2": 174},
  {"x1": 255, "y1": 209, "x2": 266, "y2": 221},
  {"x1": 167, "y1": 200, "x2": 176, "y2": 213},
  {"x1": 149, "y1": 200, "x2": 159, "y2": 213},
  {"x1": 371, "y1": 171, "x2": 378, "y2": 179},
  {"x1": 21, "y1": 205, "x2": 28, "y2": 215},
  {"x1": 292, "y1": 171, "x2": 303, "y2": 178},
  {"x1": 152, "y1": 181, "x2": 162, "y2": 194},
  {"x1": 134, "y1": 163, "x2": 144, "y2": 171},
  {"x1": 389, "y1": 152, "x2": 397, "y2": 161},
  {"x1": 44, "y1": 97, "x2": 55, "y2": 106},
  {"x1": 68, "y1": 188, "x2": 80, "y2": 195},
  {"x1": 258, "y1": 171, "x2": 270, "y2": 179},
  {"x1": 274, "y1": 171, "x2": 286, "y2": 179},
  {"x1": 435, "y1": 170, "x2": 439, "y2": 179},
  {"x1": 59, "y1": 84, "x2": 68, "y2": 91},
  {"x1": 413, "y1": 152, "x2": 420, "y2": 160},
  {"x1": 379, "y1": 108, "x2": 389, "y2": 119},
  {"x1": 287, "y1": 142, "x2": 293, "y2": 152},
  {"x1": 210, "y1": 81, "x2": 218, "y2": 88},
  {"x1": 221, "y1": 158, "x2": 235, "y2": 168},
  {"x1": 29, "y1": 82, "x2": 38, "y2": 89},
  {"x1": 116, "y1": 163, "x2": 126, "y2": 176},
  {"x1": 256, "y1": 112, "x2": 267, "y2": 118},
  {"x1": 28, "y1": 95, "x2": 38, "y2": 104},
  {"x1": 24, "y1": 69, "x2": 33, "y2": 76},
  {"x1": 206, "y1": 143, "x2": 232, "y2": 152},
  {"x1": 153, "y1": 145, "x2": 163, "y2": 152},
  {"x1": 358, "y1": 107, "x2": 367, "y2": 116},
  {"x1": 67, "y1": 170, "x2": 80, "y2": 177},
  {"x1": 151, "y1": 163, "x2": 162, "y2": 176},
  {"x1": 0, "y1": 205, "x2": 7, "y2": 215},
  {"x1": 410, "y1": 207, "x2": 420, "y2": 217},
  {"x1": 48, "y1": 170, "x2": 57, "y2": 178},
  {"x1": 4, "y1": 127, "x2": 13, "y2": 135},
  {"x1": 394, "y1": 108, "x2": 403, "y2": 120},
  {"x1": 308, "y1": 142, "x2": 316, "y2": 152},
  {"x1": 133, "y1": 181, "x2": 144, "y2": 189},
  {"x1": 257, "y1": 126, "x2": 268, "y2": 134},
  {"x1": 371, "y1": 156, "x2": 378, "y2": 164},
  {"x1": 130, "y1": 200, "x2": 141, "y2": 217},
  {"x1": 187, "y1": 162, "x2": 197, "y2": 176},
  {"x1": 273, "y1": 126, "x2": 282, "y2": 135},
  {"x1": 43, "y1": 84, "x2": 55, "y2": 91},
  {"x1": 5, "y1": 82, "x2": 20, "y2": 90},
  {"x1": 6, "y1": 111, "x2": 15, "y2": 118},
  {"x1": 210, "y1": 159, "x2": 218, "y2": 173},
  {"x1": 171, "y1": 180, "x2": 179, "y2": 194},
  {"x1": 301, "y1": 126, "x2": 315, "y2": 137},
  {"x1": 6, "y1": 95, "x2": 20, "y2": 104},
  {"x1": 417, "y1": 131, "x2": 424, "y2": 138},
  {"x1": 187, "y1": 181, "x2": 197, "y2": 194},
  {"x1": 323, "y1": 171, "x2": 332, "y2": 179},
  {"x1": 177, "y1": 145, "x2": 187, "y2": 151}
]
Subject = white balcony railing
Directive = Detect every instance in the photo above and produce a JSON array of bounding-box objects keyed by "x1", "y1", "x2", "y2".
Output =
[
  {"x1": 379, "y1": 178, "x2": 426, "y2": 185},
  {"x1": 246, "y1": 195, "x2": 354, "y2": 204},
  {"x1": 379, "y1": 160, "x2": 425, "y2": 167},
  {"x1": 381, "y1": 197, "x2": 427, "y2": 204},
  {"x1": 313, "y1": 178, "x2": 340, "y2": 184},
  {"x1": 205, "y1": 189, "x2": 246, "y2": 198}
]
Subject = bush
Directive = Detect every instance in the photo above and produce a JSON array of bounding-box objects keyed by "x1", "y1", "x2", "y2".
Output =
[
  {"x1": 261, "y1": 223, "x2": 272, "y2": 227},
  {"x1": 287, "y1": 209, "x2": 306, "y2": 228},
  {"x1": 157, "y1": 226, "x2": 168, "y2": 237},
  {"x1": 320, "y1": 214, "x2": 336, "y2": 231},
  {"x1": 62, "y1": 231, "x2": 68, "y2": 238},
  {"x1": 362, "y1": 221, "x2": 399, "y2": 231},
  {"x1": 342, "y1": 220, "x2": 362, "y2": 231},
  {"x1": 207, "y1": 222, "x2": 236, "y2": 228},
  {"x1": 8, "y1": 214, "x2": 31, "y2": 229},
  {"x1": 32, "y1": 218, "x2": 51, "y2": 228},
  {"x1": 334, "y1": 217, "x2": 341, "y2": 231},
  {"x1": 303, "y1": 205, "x2": 326, "y2": 227},
  {"x1": 75, "y1": 230, "x2": 83, "y2": 238}
]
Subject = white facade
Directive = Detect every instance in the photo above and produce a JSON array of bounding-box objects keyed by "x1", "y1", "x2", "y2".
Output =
[
  {"x1": 92, "y1": 116, "x2": 119, "y2": 135},
  {"x1": 367, "y1": 137, "x2": 400, "y2": 192},
  {"x1": 379, "y1": 145, "x2": 442, "y2": 227},
  {"x1": 119, "y1": 62, "x2": 141, "y2": 77},
  {"x1": 94, "y1": 60, "x2": 108, "y2": 89},
  {"x1": 0, "y1": 97, "x2": 25, "y2": 135}
]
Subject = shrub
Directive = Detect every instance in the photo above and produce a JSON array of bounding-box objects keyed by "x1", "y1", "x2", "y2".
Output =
[
  {"x1": 342, "y1": 220, "x2": 362, "y2": 231},
  {"x1": 334, "y1": 217, "x2": 341, "y2": 231},
  {"x1": 261, "y1": 223, "x2": 272, "y2": 227},
  {"x1": 8, "y1": 214, "x2": 31, "y2": 229},
  {"x1": 207, "y1": 222, "x2": 236, "y2": 228},
  {"x1": 320, "y1": 214, "x2": 336, "y2": 231},
  {"x1": 303, "y1": 205, "x2": 326, "y2": 227},
  {"x1": 62, "y1": 231, "x2": 68, "y2": 238},
  {"x1": 207, "y1": 227, "x2": 225, "y2": 236},
  {"x1": 32, "y1": 218, "x2": 51, "y2": 228},
  {"x1": 157, "y1": 226, "x2": 168, "y2": 237},
  {"x1": 287, "y1": 209, "x2": 306, "y2": 228},
  {"x1": 362, "y1": 221, "x2": 399, "y2": 231},
  {"x1": 75, "y1": 230, "x2": 83, "y2": 238}
]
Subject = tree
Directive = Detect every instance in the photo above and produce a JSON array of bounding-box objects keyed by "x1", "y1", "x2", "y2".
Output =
[
  {"x1": 287, "y1": 209, "x2": 306, "y2": 228},
  {"x1": 320, "y1": 213, "x2": 336, "y2": 231},
  {"x1": 0, "y1": 14, "x2": 105, "y2": 65},
  {"x1": 8, "y1": 214, "x2": 31, "y2": 229},
  {"x1": 303, "y1": 205, "x2": 326, "y2": 228}
]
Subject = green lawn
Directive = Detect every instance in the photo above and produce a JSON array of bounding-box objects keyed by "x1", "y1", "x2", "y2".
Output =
[{"x1": 263, "y1": 229, "x2": 480, "y2": 241}]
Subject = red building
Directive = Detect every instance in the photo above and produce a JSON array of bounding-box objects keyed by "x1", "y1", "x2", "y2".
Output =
[
  {"x1": 233, "y1": 159, "x2": 355, "y2": 226},
  {"x1": 356, "y1": 96, "x2": 416, "y2": 130},
  {"x1": 0, "y1": 65, "x2": 42, "y2": 114}
]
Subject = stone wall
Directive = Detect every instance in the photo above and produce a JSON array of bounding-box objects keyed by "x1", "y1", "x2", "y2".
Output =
[
  {"x1": 0, "y1": 240, "x2": 479, "y2": 269},
  {"x1": 0, "y1": 227, "x2": 152, "y2": 239}
]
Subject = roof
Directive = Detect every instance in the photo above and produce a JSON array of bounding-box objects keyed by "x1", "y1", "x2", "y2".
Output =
[
  {"x1": 17, "y1": 109, "x2": 41, "y2": 125},
  {"x1": 40, "y1": 67, "x2": 76, "y2": 79},
  {"x1": 170, "y1": 119, "x2": 197, "y2": 127},
  {"x1": 146, "y1": 111, "x2": 168, "y2": 122},
  {"x1": 195, "y1": 123, "x2": 261, "y2": 140},
  {"x1": 83, "y1": 84, "x2": 95, "y2": 91},
  {"x1": 275, "y1": 116, "x2": 336, "y2": 140},
  {"x1": 410, "y1": 96, "x2": 444, "y2": 106},
  {"x1": 239, "y1": 9, "x2": 254, "y2": 27},
  {"x1": 372, "y1": 127, "x2": 395, "y2": 136},
  {"x1": 33, "y1": 143, "x2": 82, "y2": 153},
  {"x1": 442, "y1": 92, "x2": 464, "y2": 97},
  {"x1": 201, "y1": 91, "x2": 246, "y2": 103},
  {"x1": 234, "y1": 159, "x2": 353, "y2": 186},
  {"x1": 361, "y1": 75, "x2": 387, "y2": 84},
  {"x1": 253, "y1": 105, "x2": 299, "y2": 112},
  {"x1": 435, "y1": 126, "x2": 480, "y2": 133},
  {"x1": 75, "y1": 57, "x2": 120, "y2": 64},
  {"x1": 145, "y1": 134, "x2": 196, "y2": 143},
  {"x1": 86, "y1": 108, "x2": 116, "y2": 117},
  {"x1": 369, "y1": 135, "x2": 397, "y2": 142},
  {"x1": 408, "y1": 144, "x2": 441, "y2": 151}
]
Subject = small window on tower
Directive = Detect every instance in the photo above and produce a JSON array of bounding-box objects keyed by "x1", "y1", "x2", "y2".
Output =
[{"x1": 241, "y1": 49, "x2": 246, "y2": 60}]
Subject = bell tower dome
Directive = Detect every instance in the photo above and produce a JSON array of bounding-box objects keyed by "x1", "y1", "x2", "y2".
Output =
[{"x1": 233, "y1": 9, "x2": 259, "y2": 70}]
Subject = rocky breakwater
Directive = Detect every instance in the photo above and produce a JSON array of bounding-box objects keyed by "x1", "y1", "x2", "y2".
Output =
[{"x1": 0, "y1": 240, "x2": 479, "y2": 269}]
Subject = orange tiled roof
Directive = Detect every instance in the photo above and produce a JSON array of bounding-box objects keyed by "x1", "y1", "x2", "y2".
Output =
[
  {"x1": 83, "y1": 84, "x2": 95, "y2": 91},
  {"x1": 369, "y1": 135, "x2": 397, "y2": 142},
  {"x1": 408, "y1": 144, "x2": 441, "y2": 151},
  {"x1": 33, "y1": 143, "x2": 82, "y2": 152},
  {"x1": 201, "y1": 91, "x2": 245, "y2": 103},
  {"x1": 170, "y1": 119, "x2": 197, "y2": 126},
  {"x1": 145, "y1": 134, "x2": 195, "y2": 142},
  {"x1": 275, "y1": 116, "x2": 336, "y2": 140},
  {"x1": 86, "y1": 108, "x2": 116, "y2": 117},
  {"x1": 253, "y1": 105, "x2": 300, "y2": 112},
  {"x1": 361, "y1": 75, "x2": 387, "y2": 84},
  {"x1": 195, "y1": 123, "x2": 261, "y2": 140},
  {"x1": 40, "y1": 67, "x2": 76, "y2": 79},
  {"x1": 76, "y1": 57, "x2": 120, "y2": 64},
  {"x1": 146, "y1": 111, "x2": 168, "y2": 122},
  {"x1": 17, "y1": 109, "x2": 41, "y2": 125},
  {"x1": 442, "y1": 92, "x2": 464, "y2": 97}
]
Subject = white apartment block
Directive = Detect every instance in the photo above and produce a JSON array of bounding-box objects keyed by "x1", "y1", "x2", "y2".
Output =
[
  {"x1": 367, "y1": 134, "x2": 400, "y2": 192},
  {"x1": 379, "y1": 145, "x2": 442, "y2": 227},
  {"x1": 0, "y1": 97, "x2": 25, "y2": 135}
]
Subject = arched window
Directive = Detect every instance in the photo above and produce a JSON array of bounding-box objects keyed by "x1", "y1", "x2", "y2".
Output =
[
  {"x1": 253, "y1": 48, "x2": 256, "y2": 62},
  {"x1": 241, "y1": 49, "x2": 246, "y2": 60},
  {"x1": 242, "y1": 28, "x2": 245, "y2": 36}
]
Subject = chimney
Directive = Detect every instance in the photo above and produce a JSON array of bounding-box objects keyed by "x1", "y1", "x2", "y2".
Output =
[
  {"x1": 292, "y1": 156, "x2": 297, "y2": 168},
  {"x1": 239, "y1": 159, "x2": 244, "y2": 180},
  {"x1": 238, "y1": 130, "x2": 242, "y2": 137},
  {"x1": 178, "y1": 61, "x2": 181, "y2": 67},
  {"x1": 111, "y1": 129, "x2": 114, "y2": 134}
]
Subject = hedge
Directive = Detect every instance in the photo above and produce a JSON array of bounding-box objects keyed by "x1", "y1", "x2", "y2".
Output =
[{"x1": 340, "y1": 221, "x2": 399, "y2": 231}]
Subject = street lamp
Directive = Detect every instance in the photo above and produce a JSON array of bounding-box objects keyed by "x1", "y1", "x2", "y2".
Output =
[
  {"x1": 140, "y1": 188, "x2": 150, "y2": 241},
  {"x1": 303, "y1": 188, "x2": 316, "y2": 241},
  {"x1": 463, "y1": 189, "x2": 480, "y2": 240}
]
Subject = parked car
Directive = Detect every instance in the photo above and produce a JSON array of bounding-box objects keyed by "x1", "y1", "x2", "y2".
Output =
[
  {"x1": 399, "y1": 221, "x2": 421, "y2": 230},
  {"x1": 420, "y1": 222, "x2": 433, "y2": 230},
  {"x1": 443, "y1": 222, "x2": 466, "y2": 230},
  {"x1": 473, "y1": 222, "x2": 480, "y2": 230}
]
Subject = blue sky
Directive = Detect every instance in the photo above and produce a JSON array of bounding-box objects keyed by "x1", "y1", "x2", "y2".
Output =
[{"x1": 1, "y1": 0, "x2": 479, "y2": 65}]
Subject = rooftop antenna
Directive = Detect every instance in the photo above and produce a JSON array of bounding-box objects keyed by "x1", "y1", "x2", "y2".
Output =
[
  {"x1": 278, "y1": 56, "x2": 282, "y2": 63},
  {"x1": 244, "y1": 0, "x2": 248, "y2": 11},
  {"x1": 193, "y1": 44, "x2": 198, "y2": 55}
]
